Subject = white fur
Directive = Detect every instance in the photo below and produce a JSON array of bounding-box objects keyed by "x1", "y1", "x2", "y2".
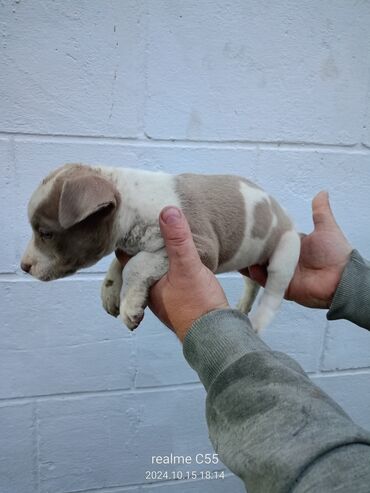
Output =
[
  {"x1": 28, "y1": 179, "x2": 55, "y2": 220},
  {"x1": 22, "y1": 235, "x2": 55, "y2": 280},
  {"x1": 97, "y1": 166, "x2": 181, "y2": 238}
]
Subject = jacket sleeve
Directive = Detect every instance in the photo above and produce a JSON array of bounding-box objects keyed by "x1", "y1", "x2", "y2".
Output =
[
  {"x1": 327, "y1": 249, "x2": 370, "y2": 330},
  {"x1": 183, "y1": 309, "x2": 370, "y2": 493}
]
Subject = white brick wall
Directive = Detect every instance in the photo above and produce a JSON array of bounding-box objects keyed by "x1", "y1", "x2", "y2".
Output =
[{"x1": 1, "y1": 1, "x2": 369, "y2": 492}]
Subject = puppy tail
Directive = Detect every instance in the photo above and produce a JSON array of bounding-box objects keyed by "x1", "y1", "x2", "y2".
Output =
[{"x1": 236, "y1": 275, "x2": 260, "y2": 314}]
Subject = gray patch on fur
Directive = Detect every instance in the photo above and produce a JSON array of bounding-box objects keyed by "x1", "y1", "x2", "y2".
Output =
[
  {"x1": 58, "y1": 172, "x2": 118, "y2": 229},
  {"x1": 252, "y1": 199, "x2": 273, "y2": 239},
  {"x1": 175, "y1": 174, "x2": 247, "y2": 271}
]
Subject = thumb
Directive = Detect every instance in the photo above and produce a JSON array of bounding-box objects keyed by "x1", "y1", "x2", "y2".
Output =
[
  {"x1": 312, "y1": 191, "x2": 339, "y2": 232},
  {"x1": 159, "y1": 206, "x2": 202, "y2": 276}
]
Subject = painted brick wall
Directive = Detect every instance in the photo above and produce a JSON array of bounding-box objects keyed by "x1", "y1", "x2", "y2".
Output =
[{"x1": 1, "y1": 1, "x2": 369, "y2": 492}]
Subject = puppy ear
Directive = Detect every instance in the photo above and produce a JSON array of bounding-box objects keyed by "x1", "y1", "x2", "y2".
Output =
[{"x1": 59, "y1": 174, "x2": 118, "y2": 229}]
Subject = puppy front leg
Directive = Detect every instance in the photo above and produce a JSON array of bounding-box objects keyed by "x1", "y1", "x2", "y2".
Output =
[
  {"x1": 101, "y1": 257, "x2": 124, "y2": 317},
  {"x1": 119, "y1": 250, "x2": 168, "y2": 330}
]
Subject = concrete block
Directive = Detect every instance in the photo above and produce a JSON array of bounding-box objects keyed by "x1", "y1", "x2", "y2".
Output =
[
  {"x1": 145, "y1": 0, "x2": 370, "y2": 143},
  {"x1": 312, "y1": 372, "x2": 370, "y2": 431},
  {"x1": 135, "y1": 329, "x2": 199, "y2": 388},
  {"x1": 0, "y1": 337, "x2": 133, "y2": 399},
  {"x1": 1, "y1": 279, "x2": 130, "y2": 350},
  {"x1": 37, "y1": 387, "x2": 224, "y2": 492},
  {"x1": 0, "y1": 0, "x2": 144, "y2": 136},
  {"x1": 133, "y1": 144, "x2": 258, "y2": 176},
  {"x1": 321, "y1": 320, "x2": 370, "y2": 371},
  {"x1": 0, "y1": 279, "x2": 133, "y2": 398},
  {"x1": 0, "y1": 402, "x2": 37, "y2": 493}
]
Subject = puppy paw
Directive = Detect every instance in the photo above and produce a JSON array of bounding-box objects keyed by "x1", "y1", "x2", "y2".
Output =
[
  {"x1": 101, "y1": 276, "x2": 122, "y2": 317},
  {"x1": 119, "y1": 298, "x2": 145, "y2": 331}
]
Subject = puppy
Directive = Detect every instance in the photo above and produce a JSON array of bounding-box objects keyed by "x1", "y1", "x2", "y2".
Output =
[{"x1": 21, "y1": 163, "x2": 300, "y2": 332}]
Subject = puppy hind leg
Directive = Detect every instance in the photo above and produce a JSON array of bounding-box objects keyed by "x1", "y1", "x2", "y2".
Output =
[
  {"x1": 237, "y1": 276, "x2": 260, "y2": 314},
  {"x1": 249, "y1": 230, "x2": 300, "y2": 333}
]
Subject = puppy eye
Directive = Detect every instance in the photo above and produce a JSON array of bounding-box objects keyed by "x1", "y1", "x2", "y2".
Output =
[{"x1": 39, "y1": 230, "x2": 53, "y2": 240}]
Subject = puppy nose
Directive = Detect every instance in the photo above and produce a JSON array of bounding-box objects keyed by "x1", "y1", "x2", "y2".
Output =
[{"x1": 21, "y1": 261, "x2": 32, "y2": 273}]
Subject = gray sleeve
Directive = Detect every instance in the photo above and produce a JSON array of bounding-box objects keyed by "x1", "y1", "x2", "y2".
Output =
[
  {"x1": 183, "y1": 309, "x2": 370, "y2": 493},
  {"x1": 327, "y1": 249, "x2": 370, "y2": 330}
]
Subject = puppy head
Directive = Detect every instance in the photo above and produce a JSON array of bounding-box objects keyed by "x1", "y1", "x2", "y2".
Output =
[{"x1": 21, "y1": 164, "x2": 120, "y2": 281}]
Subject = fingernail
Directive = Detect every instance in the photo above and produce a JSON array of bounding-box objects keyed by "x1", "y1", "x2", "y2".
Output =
[{"x1": 161, "y1": 207, "x2": 181, "y2": 224}]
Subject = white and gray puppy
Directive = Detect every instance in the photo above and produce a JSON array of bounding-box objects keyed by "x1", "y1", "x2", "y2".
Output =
[{"x1": 21, "y1": 164, "x2": 300, "y2": 332}]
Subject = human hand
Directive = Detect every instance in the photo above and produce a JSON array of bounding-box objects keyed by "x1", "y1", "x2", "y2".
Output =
[
  {"x1": 241, "y1": 191, "x2": 352, "y2": 309},
  {"x1": 116, "y1": 207, "x2": 229, "y2": 341}
]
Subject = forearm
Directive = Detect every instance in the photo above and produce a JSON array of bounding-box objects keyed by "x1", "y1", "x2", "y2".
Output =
[
  {"x1": 327, "y1": 249, "x2": 370, "y2": 330},
  {"x1": 183, "y1": 309, "x2": 370, "y2": 493}
]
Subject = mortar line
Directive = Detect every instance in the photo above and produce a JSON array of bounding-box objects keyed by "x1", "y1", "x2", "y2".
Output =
[
  {"x1": 309, "y1": 367, "x2": 370, "y2": 378},
  {"x1": 0, "y1": 382, "x2": 204, "y2": 405},
  {"x1": 2, "y1": 130, "x2": 370, "y2": 154},
  {"x1": 2, "y1": 368, "x2": 369, "y2": 405},
  {"x1": 140, "y1": 0, "x2": 150, "y2": 141}
]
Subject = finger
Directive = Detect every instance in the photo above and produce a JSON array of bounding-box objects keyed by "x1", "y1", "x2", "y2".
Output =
[
  {"x1": 115, "y1": 249, "x2": 131, "y2": 267},
  {"x1": 312, "y1": 191, "x2": 339, "y2": 231},
  {"x1": 159, "y1": 206, "x2": 203, "y2": 276},
  {"x1": 248, "y1": 265, "x2": 268, "y2": 287}
]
